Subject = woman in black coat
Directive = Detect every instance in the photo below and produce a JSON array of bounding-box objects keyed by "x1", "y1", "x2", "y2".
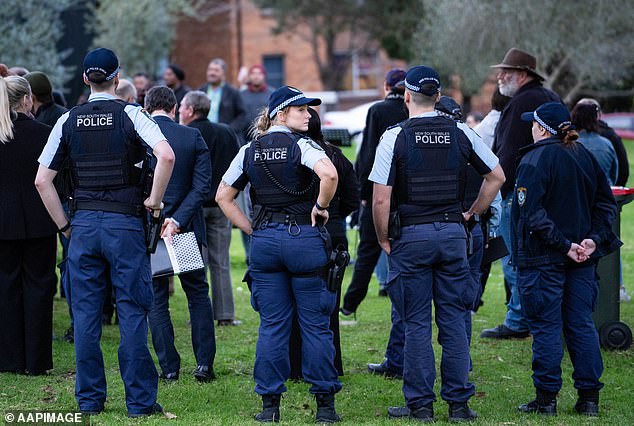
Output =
[
  {"x1": 0, "y1": 76, "x2": 57, "y2": 375},
  {"x1": 289, "y1": 107, "x2": 359, "y2": 378}
]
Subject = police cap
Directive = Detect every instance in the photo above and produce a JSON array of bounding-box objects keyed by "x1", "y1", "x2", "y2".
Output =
[
  {"x1": 83, "y1": 48, "x2": 120, "y2": 82},
  {"x1": 268, "y1": 86, "x2": 321, "y2": 119},
  {"x1": 405, "y1": 66, "x2": 441, "y2": 96},
  {"x1": 521, "y1": 102, "x2": 573, "y2": 135}
]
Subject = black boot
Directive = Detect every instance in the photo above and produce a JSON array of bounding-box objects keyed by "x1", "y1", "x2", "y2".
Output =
[
  {"x1": 574, "y1": 389, "x2": 599, "y2": 416},
  {"x1": 255, "y1": 394, "x2": 281, "y2": 423},
  {"x1": 518, "y1": 389, "x2": 557, "y2": 416},
  {"x1": 448, "y1": 402, "x2": 477, "y2": 422},
  {"x1": 315, "y1": 393, "x2": 341, "y2": 423}
]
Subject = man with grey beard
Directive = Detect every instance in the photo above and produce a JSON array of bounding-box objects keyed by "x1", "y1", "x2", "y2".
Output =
[{"x1": 480, "y1": 48, "x2": 562, "y2": 340}]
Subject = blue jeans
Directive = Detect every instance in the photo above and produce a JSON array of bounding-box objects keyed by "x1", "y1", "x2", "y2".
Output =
[
  {"x1": 148, "y1": 269, "x2": 216, "y2": 375},
  {"x1": 248, "y1": 223, "x2": 342, "y2": 395},
  {"x1": 518, "y1": 263, "x2": 603, "y2": 393},
  {"x1": 500, "y1": 193, "x2": 528, "y2": 332},
  {"x1": 69, "y1": 211, "x2": 158, "y2": 415},
  {"x1": 387, "y1": 222, "x2": 475, "y2": 409}
]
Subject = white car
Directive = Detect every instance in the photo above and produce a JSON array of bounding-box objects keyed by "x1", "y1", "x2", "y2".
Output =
[{"x1": 322, "y1": 101, "x2": 379, "y2": 147}]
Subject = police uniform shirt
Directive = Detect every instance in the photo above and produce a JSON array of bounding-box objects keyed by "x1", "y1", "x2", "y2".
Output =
[
  {"x1": 38, "y1": 93, "x2": 166, "y2": 171},
  {"x1": 222, "y1": 125, "x2": 327, "y2": 190},
  {"x1": 369, "y1": 111, "x2": 499, "y2": 188}
]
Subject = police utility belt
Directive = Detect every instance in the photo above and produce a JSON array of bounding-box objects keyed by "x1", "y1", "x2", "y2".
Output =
[
  {"x1": 69, "y1": 198, "x2": 144, "y2": 217},
  {"x1": 388, "y1": 211, "x2": 464, "y2": 240}
]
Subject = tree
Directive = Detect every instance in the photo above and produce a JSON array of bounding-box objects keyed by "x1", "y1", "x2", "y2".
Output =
[
  {"x1": 90, "y1": 0, "x2": 204, "y2": 78},
  {"x1": 415, "y1": 0, "x2": 634, "y2": 103},
  {"x1": 0, "y1": 0, "x2": 77, "y2": 88},
  {"x1": 253, "y1": 0, "x2": 424, "y2": 90}
]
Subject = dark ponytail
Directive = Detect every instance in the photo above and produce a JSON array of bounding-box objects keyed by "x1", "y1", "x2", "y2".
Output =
[{"x1": 560, "y1": 124, "x2": 578, "y2": 145}]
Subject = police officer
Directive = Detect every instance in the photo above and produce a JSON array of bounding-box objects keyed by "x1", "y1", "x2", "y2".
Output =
[
  {"x1": 35, "y1": 48, "x2": 175, "y2": 417},
  {"x1": 513, "y1": 102, "x2": 620, "y2": 417},
  {"x1": 216, "y1": 86, "x2": 342, "y2": 423},
  {"x1": 370, "y1": 66, "x2": 504, "y2": 422}
]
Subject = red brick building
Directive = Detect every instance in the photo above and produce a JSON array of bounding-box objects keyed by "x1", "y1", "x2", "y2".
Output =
[{"x1": 171, "y1": 0, "x2": 405, "y2": 98}]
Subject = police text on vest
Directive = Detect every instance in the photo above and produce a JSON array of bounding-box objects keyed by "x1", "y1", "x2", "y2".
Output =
[{"x1": 414, "y1": 131, "x2": 451, "y2": 144}]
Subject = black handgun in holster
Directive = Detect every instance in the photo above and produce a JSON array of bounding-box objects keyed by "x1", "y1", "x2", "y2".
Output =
[
  {"x1": 326, "y1": 245, "x2": 350, "y2": 293},
  {"x1": 388, "y1": 210, "x2": 401, "y2": 241},
  {"x1": 465, "y1": 215, "x2": 477, "y2": 256},
  {"x1": 145, "y1": 209, "x2": 164, "y2": 254}
]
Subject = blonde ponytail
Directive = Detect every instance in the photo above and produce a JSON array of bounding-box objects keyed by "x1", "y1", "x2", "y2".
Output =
[
  {"x1": 254, "y1": 106, "x2": 272, "y2": 137},
  {"x1": 0, "y1": 77, "x2": 13, "y2": 143}
]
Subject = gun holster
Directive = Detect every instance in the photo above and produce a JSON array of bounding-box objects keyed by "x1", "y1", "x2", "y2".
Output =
[
  {"x1": 145, "y1": 209, "x2": 164, "y2": 254},
  {"x1": 326, "y1": 244, "x2": 350, "y2": 293},
  {"x1": 388, "y1": 211, "x2": 401, "y2": 241}
]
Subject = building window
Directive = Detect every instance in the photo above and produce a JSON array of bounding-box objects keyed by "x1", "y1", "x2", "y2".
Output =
[{"x1": 263, "y1": 55, "x2": 284, "y2": 89}]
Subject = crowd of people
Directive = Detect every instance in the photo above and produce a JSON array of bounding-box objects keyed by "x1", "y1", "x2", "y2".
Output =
[{"x1": 0, "y1": 45, "x2": 628, "y2": 422}]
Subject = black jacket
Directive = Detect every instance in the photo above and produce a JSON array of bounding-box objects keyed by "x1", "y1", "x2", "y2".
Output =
[
  {"x1": 34, "y1": 102, "x2": 67, "y2": 128},
  {"x1": 324, "y1": 143, "x2": 359, "y2": 220},
  {"x1": 197, "y1": 82, "x2": 248, "y2": 135},
  {"x1": 355, "y1": 93, "x2": 408, "y2": 200},
  {"x1": 154, "y1": 115, "x2": 211, "y2": 244},
  {"x1": 0, "y1": 114, "x2": 57, "y2": 239},
  {"x1": 492, "y1": 80, "x2": 562, "y2": 197},
  {"x1": 598, "y1": 120, "x2": 629, "y2": 186},
  {"x1": 188, "y1": 117, "x2": 240, "y2": 207},
  {"x1": 511, "y1": 137, "x2": 621, "y2": 268}
]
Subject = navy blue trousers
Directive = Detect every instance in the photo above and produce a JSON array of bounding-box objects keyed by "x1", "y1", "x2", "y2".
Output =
[
  {"x1": 148, "y1": 269, "x2": 216, "y2": 375},
  {"x1": 384, "y1": 223, "x2": 483, "y2": 375},
  {"x1": 249, "y1": 223, "x2": 342, "y2": 396},
  {"x1": 518, "y1": 263, "x2": 603, "y2": 393},
  {"x1": 387, "y1": 222, "x2": 476, "y2": 409},
  {"x1": 69, "y1": 211, "x2": 158, "y2": 415}
]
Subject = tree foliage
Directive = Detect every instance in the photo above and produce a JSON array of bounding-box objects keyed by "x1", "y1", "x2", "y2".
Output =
[
  {"x1": 254, "y1": 0, "x2": 424, "y2": 90},
  {"x1": 0, "y1": 0, "x2": 77, "y2": 88},
  {"x1": 90, "y1": 0, "x2": 204, "y2": 78},
  {"x1": 415, "y1": 0, "x2": 634, "y2": 103}
]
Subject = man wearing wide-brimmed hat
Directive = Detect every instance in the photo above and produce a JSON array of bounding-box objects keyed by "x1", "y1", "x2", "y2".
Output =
[{"x1": 480, "y1": 48, "x2": 563, "y2": 340}]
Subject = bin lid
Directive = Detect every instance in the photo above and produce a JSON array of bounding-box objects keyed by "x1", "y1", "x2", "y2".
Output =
[{"x1": 612, "y1": 186, "x2": 634, "y2": 204}]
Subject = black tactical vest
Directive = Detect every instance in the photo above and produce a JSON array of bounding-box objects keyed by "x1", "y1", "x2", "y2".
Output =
[
  {"x1": 394, "y1": 116, "x2": 466, "y2": 219},
  {"x1": 244, "y1": 132, "x2": 317, "y2": 215},
  {"x1": 63, "y1": 99, "x2": 147, "y2": 206}
]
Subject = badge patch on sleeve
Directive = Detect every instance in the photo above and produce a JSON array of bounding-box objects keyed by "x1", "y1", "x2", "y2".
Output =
[{"x1": 517, "y1": 187, "x2": 527, "y2": 206}]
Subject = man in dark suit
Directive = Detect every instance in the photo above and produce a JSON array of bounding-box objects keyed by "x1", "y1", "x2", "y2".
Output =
[
  {"x1": 179, "y1": 90, "x2": 241, "y2": 327},
  {"x1": 144, "y1": 86, "x2": 216, "y2": 382},
  {"x1": 198, "y1": 58, "x2": 247, "y2": 137}
]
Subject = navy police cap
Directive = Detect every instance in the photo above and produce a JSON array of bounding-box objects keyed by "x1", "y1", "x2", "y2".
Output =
[
  {"x1": 268, "y1": 86, "x2": 321, "y2": 119},
  {"x1": 405, "y1": 66, "x2": 441, "y2": 95},
  {"x1": 435, "y1": 96, "x2": 462, "y2": 120},
  {"x1": 83, "y1": 48, "x2": 119, "y2": 82},
  {"x1": 521, "y1": 102, "x2": 573, "y2": 135}
]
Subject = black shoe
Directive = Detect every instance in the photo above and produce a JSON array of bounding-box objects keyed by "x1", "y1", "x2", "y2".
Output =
[
  {"x1": 80, "y1": 409, "x2": 103, "y2": 416},
  {"x1": 378, "y1": 288, "x2": 388, "y2": 297},
  {"x1": 128, "y1": 402, "x2": 163, "y2": 418},
  {"x1": 574, "y1": 400, "x2": 599, "y2": 416},
  {"x1": 480, "y1": 324, "x2": 529, "y2": 339},
  {"x1": 193, "y1": 365, "x2": 215, "y2": 382},
  {"x1": 159, "y1": 371, "x2": 179, "y2": 382},
  {"x1": 63, "y1": 326, "x2": 74, "y2": 343},
  {"x1": 255, "y1": 394, "x2": 281, "y2": 423},
  {"x1": 368, "y1": 362, "x2": 403, "y2": 379},
  {"x1": 217, "y1": 319, "x2": 242, "y2": 326},
  {"x1": 315, "y1": 392, "x2": 341, "y2": 423},
  {"x1": 518, "y1": 399, "x2": 557, "y2": 416},
  {"x1": 448, "y1": 402, "x2": 477, "y2": 422},
  {"x1": 388, "y1": 405, "x2": 433, "y2": 422}
]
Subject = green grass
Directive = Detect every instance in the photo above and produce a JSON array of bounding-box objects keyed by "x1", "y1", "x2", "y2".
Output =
[{"x1": 1, "y1": 144, "x2": 633, "y2": 425}]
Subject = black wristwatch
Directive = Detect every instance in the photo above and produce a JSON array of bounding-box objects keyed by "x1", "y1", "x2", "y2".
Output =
[
  {"x1": 315, "y1": 202, "x2": 328, "y2": 211},
  {"x1": 59, "y1": 222, "x2": 70, "y2": 233}
]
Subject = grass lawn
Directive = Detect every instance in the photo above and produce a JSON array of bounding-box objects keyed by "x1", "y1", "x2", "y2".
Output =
[{"x1": 0, "y1": 143, "x2": 633, "y2": 425}]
